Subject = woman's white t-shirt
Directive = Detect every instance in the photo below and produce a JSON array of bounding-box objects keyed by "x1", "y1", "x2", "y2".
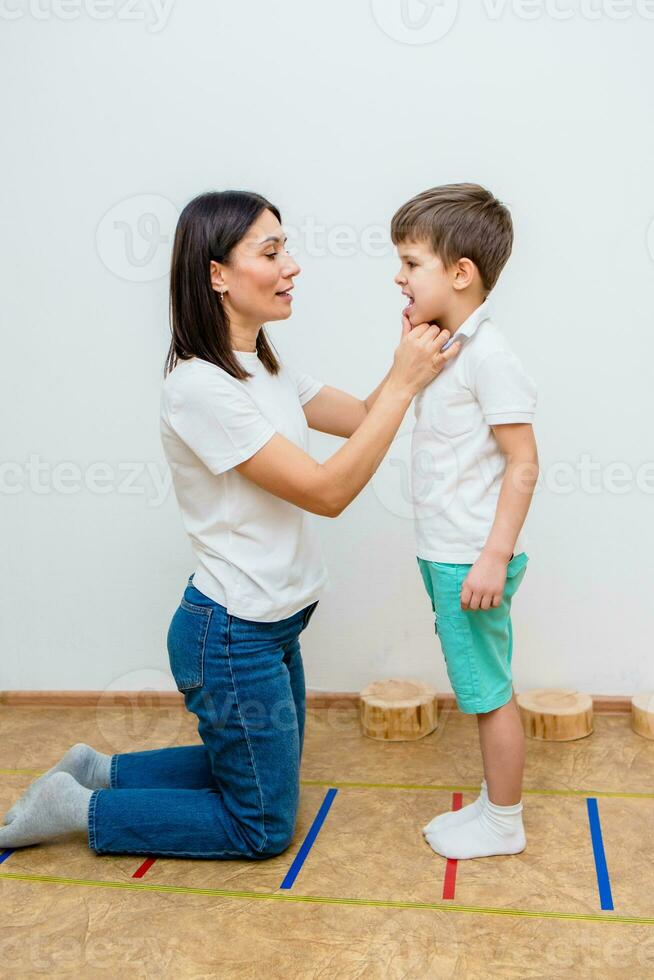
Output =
[{"x1": 160, "y1": 351, "x2": 329, "y2": 622}]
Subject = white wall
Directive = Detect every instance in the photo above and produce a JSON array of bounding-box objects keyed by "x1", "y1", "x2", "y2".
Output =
[{"x1": 1, "y1": 0, "x2": 652, "y2": 695}]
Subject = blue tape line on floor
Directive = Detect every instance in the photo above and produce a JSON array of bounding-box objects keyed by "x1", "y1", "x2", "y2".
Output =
[
  {"x1": 587, "y1": 797, "x2": 614, "y2": 911},
  {"x1": 280, "y1": 788, "x2": 338, "y2": 890},
  {"x1": 0, "y1": 850, "x2": 15, "y2": 864}
]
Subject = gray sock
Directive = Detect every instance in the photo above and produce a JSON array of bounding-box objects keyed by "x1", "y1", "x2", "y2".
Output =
[
  {"x1": 4, "y1": 743, "x2": 111, "y2": 824},
  {"x1": 0, "y1": 772, "x2": 92, "y2": 848}
]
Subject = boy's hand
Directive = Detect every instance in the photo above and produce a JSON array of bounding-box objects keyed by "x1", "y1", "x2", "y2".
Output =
[{"x1": 460, "y1": 553, "x2": 508, "y2": 611}]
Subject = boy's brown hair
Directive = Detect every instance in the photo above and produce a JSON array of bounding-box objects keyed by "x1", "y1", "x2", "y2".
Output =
[{"x1": 390, "y1": 182, "x2": 513, "y2": 293}]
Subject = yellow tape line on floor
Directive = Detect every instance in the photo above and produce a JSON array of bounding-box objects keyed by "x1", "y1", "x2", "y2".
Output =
[
  {"x1": 2, "y1": 768, "x2": 654, "y2": 800},
  {"x1": 0, "y1": 870, "x2": 652, "y2": 926},
  {"x1": 304, "y1": 780, "x2": 654, "y2": 801}
]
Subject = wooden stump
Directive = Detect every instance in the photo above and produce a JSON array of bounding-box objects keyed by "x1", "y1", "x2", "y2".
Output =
[
  {"x1": 631, "y1": 693, "x2": 654, "y2": 740},
  {"x1": 517, "y1": 688, "x2": 593, "y2": 741},
  {"x1": 359, "y1": 678, "x2": 438, "y2": 741}
]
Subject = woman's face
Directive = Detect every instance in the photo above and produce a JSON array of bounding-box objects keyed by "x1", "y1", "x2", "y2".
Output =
[{"x1": 211, "y1": 209, "x2": 300, "y2": 325}]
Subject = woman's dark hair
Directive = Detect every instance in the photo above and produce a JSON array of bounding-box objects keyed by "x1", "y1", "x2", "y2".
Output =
[{"x1": 164, "y1": 190, "x2": 282, "y2": 380}]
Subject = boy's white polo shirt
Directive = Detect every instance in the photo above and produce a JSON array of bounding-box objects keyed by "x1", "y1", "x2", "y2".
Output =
[{"x1": 412, "y1": 299, "x2": 537, "y2": 564}]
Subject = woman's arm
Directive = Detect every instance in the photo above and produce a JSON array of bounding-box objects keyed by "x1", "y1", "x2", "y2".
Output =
[
  {"x1": 302, "y1": 316, "x2": 410, "y2": 438},
  {"x1": 302, "y1": 372, "x2": 391, "y2": 438},
  {"x1": 236, "y1": 323, "x2": 460, "y2": 517}
]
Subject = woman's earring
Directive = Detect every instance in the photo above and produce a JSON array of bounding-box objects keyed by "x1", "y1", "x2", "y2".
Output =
[{"x1": 219, "y1": 289, "x2": 227, "y2": 302}]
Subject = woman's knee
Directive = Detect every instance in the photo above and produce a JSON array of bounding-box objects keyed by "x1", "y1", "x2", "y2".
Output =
[
  {"x1": 246, "y1": 811, "x2": 297, "y2": 857},
  {"x1": 255, "y1": 835, "x2": 294, "y2": 858}
]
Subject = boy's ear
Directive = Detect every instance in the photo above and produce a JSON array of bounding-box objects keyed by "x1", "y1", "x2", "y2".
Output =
[{"x1": 452, "y1": 257, "x2": 478, "y2": 291}]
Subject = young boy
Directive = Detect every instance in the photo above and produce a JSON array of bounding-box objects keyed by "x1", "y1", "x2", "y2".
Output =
[{"x1": 391, "y1": 183, "x2": 539, "y2": 860}]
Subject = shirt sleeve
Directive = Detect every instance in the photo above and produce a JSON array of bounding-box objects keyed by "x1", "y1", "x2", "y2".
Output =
[
  {"x1": 472, "y1": 349, "x2": 537, "y2": 425},
  {"x1": 166, "y1": 372, "x2": 275, "y2": 475},
  {"x1": 287, "y1": 366, "x2": 325, "y2": 406}
]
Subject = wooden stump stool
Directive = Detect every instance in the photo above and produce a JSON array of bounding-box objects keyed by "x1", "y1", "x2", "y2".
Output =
[
  {"x1": 517, "y1": 688, "x2": 593, "y2": 741},
  {"x1": 631, "y1": 693, "x2": 654, "y2": 740},
  {"x1": 359, "y1": 678, "x2": 438, "y2": 741}
]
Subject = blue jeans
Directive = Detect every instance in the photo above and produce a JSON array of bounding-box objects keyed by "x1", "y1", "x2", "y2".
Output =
[{"x1": 87, "y1": 575, "x2": 319, "y2": 859}]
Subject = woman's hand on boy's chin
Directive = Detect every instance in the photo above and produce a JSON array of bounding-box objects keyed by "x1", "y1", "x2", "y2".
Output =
[
  {"x1": 401, "y1": 313, "x2": 442, "y2": 335},
  {"x1": 460, "y1": 553, "x2": 508, "y2": 612}
]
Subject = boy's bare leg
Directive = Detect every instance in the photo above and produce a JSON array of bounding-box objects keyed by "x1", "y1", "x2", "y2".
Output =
[
  {"x1": 424, "y1": 696, "x2": 526, "y2": 858},
  {"x1": 477, "y1": 694, "x2": 525, "y2": 805}
]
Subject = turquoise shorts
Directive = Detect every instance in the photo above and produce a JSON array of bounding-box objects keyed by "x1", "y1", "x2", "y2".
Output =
[{"x1": 417, "y1": 552, "x2": 529, "y2": 715}]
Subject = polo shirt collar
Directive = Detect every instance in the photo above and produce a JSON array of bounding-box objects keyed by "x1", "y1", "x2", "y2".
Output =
[{"x1": 450, "y1": 298, "x2": 493, "y2": 345}]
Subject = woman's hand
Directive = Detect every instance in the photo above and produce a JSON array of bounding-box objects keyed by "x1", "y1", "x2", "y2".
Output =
[{"x1": 388, "y1": 315, "x2": 461, "y2": 397}]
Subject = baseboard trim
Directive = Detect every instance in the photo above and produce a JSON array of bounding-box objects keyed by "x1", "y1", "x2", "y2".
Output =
[{"x1": 0, "y1": 690, "x2": 634, "y2": 714}]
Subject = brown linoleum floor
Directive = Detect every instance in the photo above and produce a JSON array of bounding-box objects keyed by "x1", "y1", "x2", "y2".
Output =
[{"x1": 1, "y1": 704, "x2": 653, "y2": 978}]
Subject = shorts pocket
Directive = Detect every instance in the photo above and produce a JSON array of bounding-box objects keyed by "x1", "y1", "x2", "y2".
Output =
[
  {"x1": 506, "y1": 552, "x2": 529, "y2": 581},
  {"x1": 435, "y1": 614, "x2": 476, "y2": 703},
  {"x1": 166, "y1": 598, "x2": 212, "y2": 692}
]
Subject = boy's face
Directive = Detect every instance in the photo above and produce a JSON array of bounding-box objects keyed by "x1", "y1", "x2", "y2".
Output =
[{"x1": 394, "y1": 238, "x2": 453, "y2": 326}]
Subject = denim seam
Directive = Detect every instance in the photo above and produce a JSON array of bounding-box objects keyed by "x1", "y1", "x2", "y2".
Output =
[
  {"x1": 91, "y1": 847, "x2": 262, "y2": 858},
  {"x1": 109, "y1": 753, "x2": 119, "y2": 789},
  {"x1": 224, "y1": 612, "x2": 269, "y2": 854},
  {"x1": 87, "y1": 788, "x2": 100, "y2": 850}
]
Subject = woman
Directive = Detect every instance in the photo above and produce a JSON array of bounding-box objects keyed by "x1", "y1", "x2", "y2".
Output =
[{"x1": 0, "y1": 191, "x2": 459, "y2": 858}]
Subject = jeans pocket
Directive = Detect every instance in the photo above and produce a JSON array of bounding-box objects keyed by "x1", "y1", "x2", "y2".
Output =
[
  {"x1": 302, "y1": 600, "x2": 319, "y2": 630},
  {"x1": 166, "y1": 598, "x2": 212, "y2": 692}
]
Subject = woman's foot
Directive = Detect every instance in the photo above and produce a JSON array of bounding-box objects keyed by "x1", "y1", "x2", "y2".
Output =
[
  {"x1": 4, "y1": 743, "x2": 111, "y2": 824},
  {"x1": 0, "y1": 772, "x2": 92, "y2": 848}
]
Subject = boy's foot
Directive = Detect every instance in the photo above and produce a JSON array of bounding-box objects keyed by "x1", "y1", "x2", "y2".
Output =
[
  {"x1": 4, "y1": 743, "x2": 111, "y2": 824},
  {"x1": 422, "y1": 779, "x2": 487, "y2": 835},
  {"x1": 424, "y1": 799, "x2": 525, "y2": 859},
  {"x1": 0, "y1": 772, "x2": 92, "y2": 848}
]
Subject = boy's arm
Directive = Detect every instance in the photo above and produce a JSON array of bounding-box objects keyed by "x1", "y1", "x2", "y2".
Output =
[{"x1": 460, "y1": 423, "x2": 539, "y2": 611}]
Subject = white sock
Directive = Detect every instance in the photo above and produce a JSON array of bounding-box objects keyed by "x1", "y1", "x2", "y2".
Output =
[
  {"x1": 0, "y1": 772, "x2": 92, "y2": 848},
  {"x1": 422, "y1": 779, "x2": 488, "y2": 836},
  {"x1": 4, "y1": 743, "x2": 111, "y2": 824},
  {"x1": 425, "y1": 797, "x2": 525, "y2": 860}
]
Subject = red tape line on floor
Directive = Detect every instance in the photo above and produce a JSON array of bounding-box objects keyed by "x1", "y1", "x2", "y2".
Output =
[
  {"x1": 442, "y1": 792, "x2": 463, "y2": 900},
  {"x1": 133, "y1": 858, "x2": 157, "y2": 879}
]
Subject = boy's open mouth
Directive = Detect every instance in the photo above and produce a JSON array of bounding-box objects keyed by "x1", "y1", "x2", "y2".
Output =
[{"x1": 402, "y1": 292, "x2": 415, "y2": 316}]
